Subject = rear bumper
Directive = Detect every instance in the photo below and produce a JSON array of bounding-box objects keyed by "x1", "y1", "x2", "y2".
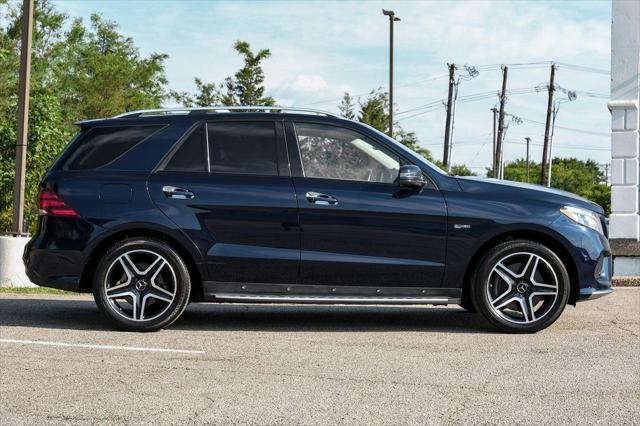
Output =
[
  {"x1": 25, "y1": 265, "x2": 81, "y2": 292},
  {"x1": 24, "y1": 247, "x2": 83, "y2": 292},
  {"x1": 22, "y1": 216, "x2": 89, "y2": 293}
]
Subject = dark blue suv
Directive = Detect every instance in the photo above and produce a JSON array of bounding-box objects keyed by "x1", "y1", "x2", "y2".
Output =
[{"x1": 24, "y1": 107, "x2": 612, "y2": 333}]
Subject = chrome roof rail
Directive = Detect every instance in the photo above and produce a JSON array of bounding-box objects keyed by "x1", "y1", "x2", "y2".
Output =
[{"x1": 112, "y1": 106, "x2": 340, "y2": 119}]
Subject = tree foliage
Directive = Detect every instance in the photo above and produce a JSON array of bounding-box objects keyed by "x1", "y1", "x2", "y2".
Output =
[
  {"x1": 338, "y1": 92, "x2": 356, "y2": 120},
  {"x1": 174, "y1": 40, "x2": 274, "y2": 107},
  {"x1": 495, "y1": 157, "x2": 611, "y2": 214},
  {"x1": 0, "y1": 0, "x2": 168, "y2": 233},
  {"x1": 170, "y1": 78, "x2": 222, "y2": 107}
]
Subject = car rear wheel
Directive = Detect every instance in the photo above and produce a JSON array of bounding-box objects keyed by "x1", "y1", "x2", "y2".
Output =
[
  {"x1": 472, "y1": 240, "x2": 570, "y2": 333},
  {"x1": 93, "y1": 238, "x2": 191, "y2": 332}
]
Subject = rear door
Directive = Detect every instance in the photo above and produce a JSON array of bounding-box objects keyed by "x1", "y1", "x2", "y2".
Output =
[
  {"x1": 286, "y1": 121, "x2": 447, "y2": 288},
  {"x1": 148, "y1": 119, "x2": 299, "y2": 284}
]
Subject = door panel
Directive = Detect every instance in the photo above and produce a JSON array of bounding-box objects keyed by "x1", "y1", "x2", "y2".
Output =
[
  {"x1": 148, "y1": 119, "x2": 299, "y2": 284},
  {"x1": 286, "y1": 121, "x2": 447, "y2": 288},
  {"x1": 294, "y1": 178, "x2": 447, "y2": 286},
  {"x1": 149, "y1": 173, "x2": 299, "y2": 283}
]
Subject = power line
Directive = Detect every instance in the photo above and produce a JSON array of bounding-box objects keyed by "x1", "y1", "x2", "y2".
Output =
[{"x1": 517, "y1": 116, "x2": 609, "y2": 137}]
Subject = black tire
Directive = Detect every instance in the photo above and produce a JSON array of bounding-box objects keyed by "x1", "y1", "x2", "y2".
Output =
[
  {"x1": 93, "y1": 238, "x2": 191, "y2": 332},
  {"x1": 471, "y1": 240, "x2": 570, "y2": 333}
]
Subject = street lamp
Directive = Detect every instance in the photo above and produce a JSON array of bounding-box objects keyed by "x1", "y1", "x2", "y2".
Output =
[{"x1": 382, "y1": 9, "x2": 400, "y2": 138}]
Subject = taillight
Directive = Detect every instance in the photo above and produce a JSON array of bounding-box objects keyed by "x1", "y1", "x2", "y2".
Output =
[{"x1": 38, "y1": 189, "x2": 80, "y2": 218}]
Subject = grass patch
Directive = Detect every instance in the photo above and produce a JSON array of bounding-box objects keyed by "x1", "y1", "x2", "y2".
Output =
[{"x1": 0, "y1": 286, "x2": 79, "y2": 295}]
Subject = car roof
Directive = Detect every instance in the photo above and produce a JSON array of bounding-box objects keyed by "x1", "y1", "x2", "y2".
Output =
[{"x1": 75, "y1": 106, "x2": 349, "y2": 128}]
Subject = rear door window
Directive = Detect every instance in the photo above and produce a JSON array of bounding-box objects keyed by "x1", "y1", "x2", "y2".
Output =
[
  {"x1": 61, "y1": 125, "x2": 162, "y2": 170},
  {"x1": 163, "y1": 124, "x2": 207, "y2": 172},
  {"x1": 207, "y1": 121, "x2": 278, "y2": 176}
]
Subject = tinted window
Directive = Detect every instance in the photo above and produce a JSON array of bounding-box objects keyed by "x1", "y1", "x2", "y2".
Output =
[
  {"x1": 62, "y1": 125, "x2": 162, "y2": 170},
  {"x1": 208, "y1": 122, "x2": 278, "y2": 175},
  {"x1": 164, "y1": 124, "x2": 207, "y2": 172},
  {"x1": 295, "y1": 123, "x2": 400, "y2": 183}
]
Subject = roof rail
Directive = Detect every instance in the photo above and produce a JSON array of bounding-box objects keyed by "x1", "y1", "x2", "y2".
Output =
[{"x1": 112, "y1": 106, "x2": 340, "y2": 119}]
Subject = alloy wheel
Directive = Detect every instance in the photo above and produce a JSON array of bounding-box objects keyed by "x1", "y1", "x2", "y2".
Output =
[
  {"x1": 486, "y1": 251, "x2": 559, "y2": 324},
  {"x1": 103, "y1": 249, "x2": 177, "y2": 322}
]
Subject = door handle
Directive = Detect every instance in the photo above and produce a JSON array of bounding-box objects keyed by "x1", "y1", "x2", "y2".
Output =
[
  {"x1": 162, "y1": 186, "x2": 195, "y2": 199},
  {"x1": 306, "y1": 192, "x2": 338, "y2": 206}
]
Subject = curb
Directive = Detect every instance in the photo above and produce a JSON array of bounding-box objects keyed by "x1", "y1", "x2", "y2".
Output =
[{"x1": 612, "y1": 276, "x2": 640, "y2": 287}]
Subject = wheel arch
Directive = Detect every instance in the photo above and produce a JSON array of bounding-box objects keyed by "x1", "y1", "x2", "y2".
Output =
[
  {"x1": 462, "y1": 228, "x2": 580, "y2": 307},
  {"x1": 80, "y1": 226, "x2": 204, "y2": 302}
]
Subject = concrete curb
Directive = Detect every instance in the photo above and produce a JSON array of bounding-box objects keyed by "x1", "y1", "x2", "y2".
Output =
[{"x1": 612, "y1": 276, "x2": 640, "y2": 287}]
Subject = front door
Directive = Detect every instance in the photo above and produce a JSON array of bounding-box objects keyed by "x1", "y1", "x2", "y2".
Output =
[
  {"x1": 148, "y1": 119, "x2": 299, "y2": 284},
  {"x1": 287, "y1": 121, "x2": 447, "y2": 287}
]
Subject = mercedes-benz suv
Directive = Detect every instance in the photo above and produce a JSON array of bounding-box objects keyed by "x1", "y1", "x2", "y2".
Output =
[{"x1": 24, "y1": 106, "x2": 612, "y2": 333}]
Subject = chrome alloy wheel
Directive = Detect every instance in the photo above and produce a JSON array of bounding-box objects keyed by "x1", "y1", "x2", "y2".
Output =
[
  {"x1": 103, "y1": 249, "x2": 177, "y2": 322},
  {"x1": 486, "y1": 251, "x2": 559, "y2": 325}
]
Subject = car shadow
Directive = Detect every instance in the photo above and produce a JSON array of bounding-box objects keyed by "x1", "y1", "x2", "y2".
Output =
[{"x1": 0, "y1": 296, "x2": 497, "y2": 334}]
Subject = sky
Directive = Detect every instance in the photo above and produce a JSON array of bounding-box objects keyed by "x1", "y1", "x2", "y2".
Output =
[{"x1": 56, "y1": 0, "x2": 612, "y2": 174}]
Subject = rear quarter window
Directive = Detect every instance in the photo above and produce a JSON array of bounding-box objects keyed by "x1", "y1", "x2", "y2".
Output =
[{"x1": 59, "y1": 125, "x2": 163, "y2": 170}]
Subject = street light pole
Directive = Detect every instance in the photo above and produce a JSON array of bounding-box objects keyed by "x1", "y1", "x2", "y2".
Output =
[
  {"x1": 12, "y1": 0, "x2": 34, "y2": 236},
  {"x1": 525, "y1": 137, "x2": 531, "y2": 183},
  {"x1": 382, "y1": 9, "x2": 400, "y2": 138}
]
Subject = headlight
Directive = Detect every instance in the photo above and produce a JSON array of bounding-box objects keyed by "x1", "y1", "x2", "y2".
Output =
[{"x1": 560, "y1": 206, "x2": 604, "y2": 234}]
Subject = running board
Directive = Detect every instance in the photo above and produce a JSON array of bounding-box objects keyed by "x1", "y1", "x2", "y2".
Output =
[{"x1": 210, "y1": 293, "x2": 461, "y2": 305}]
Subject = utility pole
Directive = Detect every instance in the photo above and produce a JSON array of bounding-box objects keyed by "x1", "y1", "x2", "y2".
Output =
[
  {"x1": 12, "y1": 0, "x2": 34, "y2": 236},
  {"x1": 494, "y1": 65, "x2": 508, "y2": 179},
  {"x1": 491, "y1": 107, "x2": 498, "y2": 176},
  {"x1": 443, "y1": 63, "x2": 456, "y2": 170},
  {"x1": 525, "y1": 137, "x2": 531, "y2": 183},
  {"x1": 382, "y1": 9, "x2": 400, "y2": 138},
  {"x1": 540, "y1": 64, "x2": 556, "y2": 185}
]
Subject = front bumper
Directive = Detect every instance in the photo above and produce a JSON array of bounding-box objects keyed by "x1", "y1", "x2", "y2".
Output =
[
  {"x1": 550, "y1": 215, "x2": 612, "y2": 303},
  {"x1": 579, "y1": 288, "x2": 613, "y2": 300}
]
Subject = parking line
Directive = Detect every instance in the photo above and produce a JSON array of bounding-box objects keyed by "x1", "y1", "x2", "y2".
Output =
[{"x1": 0, "y1": 338, "x2": 204, "y2": 354}]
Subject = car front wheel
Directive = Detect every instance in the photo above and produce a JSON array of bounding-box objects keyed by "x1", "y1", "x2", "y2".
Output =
[
  {"x1": 472, "y1": 240, "x2": 570, "y2": 333},
  {"x1": 93, "y1": 238, "x2": 191, "y2": 332}
]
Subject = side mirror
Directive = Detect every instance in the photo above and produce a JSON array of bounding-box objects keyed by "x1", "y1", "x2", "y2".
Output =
[{"x1": 398, "y1": 164, "x2": 425, "y2": 188}]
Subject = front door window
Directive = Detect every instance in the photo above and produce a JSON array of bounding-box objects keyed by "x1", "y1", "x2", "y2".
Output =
[{"x1": 295, "y1": 123, "x2": 400, "y2": 183}]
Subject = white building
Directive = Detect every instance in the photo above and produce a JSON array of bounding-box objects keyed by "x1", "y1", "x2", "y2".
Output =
[{"x1": 609, "y1": 0, "x2": 640, "y2": 277}]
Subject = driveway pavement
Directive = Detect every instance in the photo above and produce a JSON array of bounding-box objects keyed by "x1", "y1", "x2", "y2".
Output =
[{"x1": 1, "y1": 288, "x2": 638, "y2": 425}]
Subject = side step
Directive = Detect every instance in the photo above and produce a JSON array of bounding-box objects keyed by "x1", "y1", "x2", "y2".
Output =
[{"x1": 210, "y1": 293, "x2": 461, "y2": 305}]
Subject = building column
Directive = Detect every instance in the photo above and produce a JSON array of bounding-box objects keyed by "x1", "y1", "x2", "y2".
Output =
[{"x1": 609, "y1": 0, "x2": 640, "y2": 277}]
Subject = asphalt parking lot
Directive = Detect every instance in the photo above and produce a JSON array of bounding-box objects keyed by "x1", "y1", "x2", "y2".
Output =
[{"x1": 1, "y1": 288, "x2": 638, "y2": 425}]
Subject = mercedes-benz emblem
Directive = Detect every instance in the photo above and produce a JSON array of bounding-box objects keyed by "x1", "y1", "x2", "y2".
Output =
[
  {"x1": 516, "y1": 282, "x2": 529, "y2": 294},
  {"x1": 135, "y1": 279, "x2": 149, "y2": 291}
]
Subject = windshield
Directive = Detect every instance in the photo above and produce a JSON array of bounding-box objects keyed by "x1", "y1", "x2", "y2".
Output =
[{"x1": 360, "y1": 123, "x2": 447, "y2": 175}]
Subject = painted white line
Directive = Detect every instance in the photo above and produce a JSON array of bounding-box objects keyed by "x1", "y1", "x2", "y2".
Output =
[{"x1": 0, "y1": 339, "x2": 204, "y2": 355}]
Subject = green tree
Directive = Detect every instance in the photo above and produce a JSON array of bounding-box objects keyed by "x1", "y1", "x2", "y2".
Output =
[
  {"x1": 357, "y1": 89, "x2": 388, "y2": 132},
  {"x1": 448, "y1": 164, "x2": 477, "y2": 176},
  {"x1": 173, "y1": 40, "x2": 274, "y2": 108},
  {"x1": 0, "y1": 0, "x2": 169, "y2": 233},
  {"x1": 55, "y1": 14, "x2": 168, "y2": 120},
  {"x1": 170, "y1": 78, "x2": 222, "y2": 107},
  {"x1": 338, "y1": 92, "x2": 356, "y2": 120},
  {"x1": 222, "y1": 40, "x2": 275, "y2": 106},
  {"x1": 498, "y1": 157, "x2": 611, "y2": 214}
]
